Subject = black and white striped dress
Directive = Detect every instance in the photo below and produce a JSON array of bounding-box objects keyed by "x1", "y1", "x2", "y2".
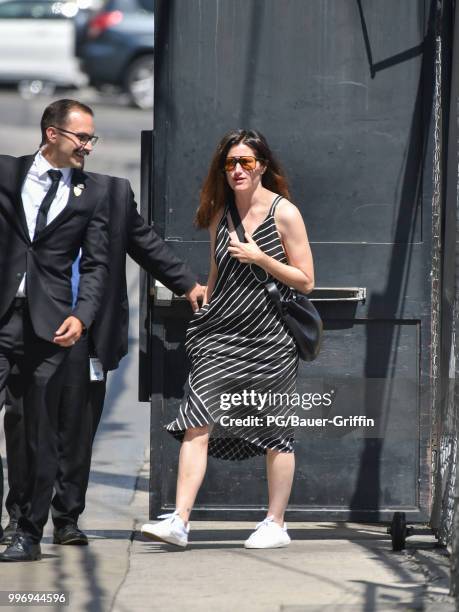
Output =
[{"x1": 166, "y1": 195, "x2": 299, "y2": 460}]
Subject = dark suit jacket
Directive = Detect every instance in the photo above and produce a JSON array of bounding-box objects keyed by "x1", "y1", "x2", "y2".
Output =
[
  {"x1": 89, "y1": 175, "x2": 196, "y2": 372},
  {"x1": 0, "y1": 154, "x2": 109, "y2": 341}
]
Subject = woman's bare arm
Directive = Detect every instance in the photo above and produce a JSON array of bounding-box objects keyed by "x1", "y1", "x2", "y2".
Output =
[{"x1": 227, "y1": 200, "x2": 314, "y2": 294}]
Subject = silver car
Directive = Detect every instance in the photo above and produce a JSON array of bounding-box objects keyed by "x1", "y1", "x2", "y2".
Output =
[{"x1": 0, "y1": 0, "x2": 92, "y2": 90}]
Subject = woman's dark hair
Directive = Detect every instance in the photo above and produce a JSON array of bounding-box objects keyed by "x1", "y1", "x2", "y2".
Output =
[
  {"x1": 40, "y1": 99, "x2": 94, "y2": 146},
  {"x1": 195, "y1": 129, "x2": 290, "y2": 229}
]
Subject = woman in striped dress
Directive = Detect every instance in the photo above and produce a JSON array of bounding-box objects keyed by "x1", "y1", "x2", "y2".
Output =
[{"x1": 141, "y1": 130, "x2": 314, "y2": 549}]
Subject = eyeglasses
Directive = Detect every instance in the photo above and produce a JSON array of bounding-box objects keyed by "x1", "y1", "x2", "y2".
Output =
[
  {"x1": 223, "y1": 156, "x2": 263, "y2": 172},
  {"x1": 52, "y1": 126, "x2": 99, "y2": 147}
]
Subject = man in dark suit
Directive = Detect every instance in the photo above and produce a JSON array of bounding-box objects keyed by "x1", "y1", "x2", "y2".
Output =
[
  {"x1": 0, "y1": 99, "x2": 109, "y2": 561},
  {"x1": 3, "y1": 160, "x2": 203, "y2": 545}
]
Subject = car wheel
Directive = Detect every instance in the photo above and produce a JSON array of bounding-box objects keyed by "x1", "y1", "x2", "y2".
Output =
[{"x1": 126, "y1": 55, "x2": 153, "y2": 110}]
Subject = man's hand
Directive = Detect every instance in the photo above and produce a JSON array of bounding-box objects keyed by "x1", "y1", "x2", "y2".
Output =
[
  {"x1": 54, "y1": 316, "x2": 84, "y2": 347},
  {"x1": 185, "y1": 283, "x2": 206, "y2": 312}
]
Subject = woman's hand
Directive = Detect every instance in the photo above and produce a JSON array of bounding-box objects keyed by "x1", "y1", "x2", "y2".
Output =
[{"x1": 227, "y1": 233, "x2": 266, "y2": 265}]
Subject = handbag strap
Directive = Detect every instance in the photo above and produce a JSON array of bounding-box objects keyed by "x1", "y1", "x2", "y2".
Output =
[
  {"x1": 228, "y1": 199, "x2": 246, "y2": 244},
  {"x1": 228, "y1": 199, "x2": 266, "y2": 281},
  {"x1": 264, "y1": 278, "x2": 284, "y2": 316},
  {"x1": 228, "y1": 197, "x2": 285, "y2": 314},
  {"x1": 228, "y1": 195, "x2": 283, "y2": 244},
  {"x1": 228, "y1": 195, "x2": 283, "y2": 281}
]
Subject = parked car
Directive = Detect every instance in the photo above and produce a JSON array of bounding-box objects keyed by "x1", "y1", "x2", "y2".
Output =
[
  {"x1": 0, "y1": 0, "x2": 94, "y2": 90},
  {"x1": 77, "y1": 0, "x2": 153, "y2": 109}
]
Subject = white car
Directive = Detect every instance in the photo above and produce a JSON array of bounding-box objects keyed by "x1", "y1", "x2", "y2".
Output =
[{"x1": 0, "y1": 0, "x2": 92, "y2": 88}]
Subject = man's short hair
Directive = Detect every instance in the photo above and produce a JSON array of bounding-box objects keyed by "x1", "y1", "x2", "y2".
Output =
[{"x1": 40, "y1": 99, "x2": 94, "y2": 146}]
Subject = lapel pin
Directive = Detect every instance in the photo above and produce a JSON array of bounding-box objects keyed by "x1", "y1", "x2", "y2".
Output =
[{"x1": 73, "y1": 183, "x2": 85, "y2": 197}]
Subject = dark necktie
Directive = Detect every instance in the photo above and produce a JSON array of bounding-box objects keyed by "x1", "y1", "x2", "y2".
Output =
[{"x1": 33, "y1": 169, "x2": 62, "y2": 239}]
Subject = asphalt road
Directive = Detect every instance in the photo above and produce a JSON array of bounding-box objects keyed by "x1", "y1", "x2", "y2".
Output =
[{"x1": 0, "y1": 85, "x2": 154, "y2": 529}]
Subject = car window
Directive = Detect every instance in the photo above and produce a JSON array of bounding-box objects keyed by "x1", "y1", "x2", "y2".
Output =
[
  {"x1": 105, "y1": 0, "x2": 152, "y2": 14},
  {"x1": 137, "y1": 0, "x2": 153, "y2": 12},
  {"x1": 0, "y1": 0, "x2": 71, "y2": 19}
]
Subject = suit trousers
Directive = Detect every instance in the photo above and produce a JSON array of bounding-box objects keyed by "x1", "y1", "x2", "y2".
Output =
[
  {"x1": 0, "y1": 299, "x2": 68, "y2": 542},
  {"x1": 5, "y1": 335, "x2": 107, "y2": 528}
]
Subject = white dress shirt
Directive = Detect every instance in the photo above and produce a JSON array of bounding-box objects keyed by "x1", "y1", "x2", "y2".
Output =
[{"x1": 16, "y1": 151, "x2": 72, "y2": 297}]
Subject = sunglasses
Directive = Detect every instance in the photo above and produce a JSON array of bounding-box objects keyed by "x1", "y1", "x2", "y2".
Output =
[{"x1": 223, "y1": 156, "x2": 264, "y2": 172}]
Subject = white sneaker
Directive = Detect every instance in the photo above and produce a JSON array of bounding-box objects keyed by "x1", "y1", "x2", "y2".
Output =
[
  {"x1": 141, "y1": 511, "x2": 189, "y2": 547},
  {"x1": 244, "y1": 516, "x2": 291, "y2": 549}
]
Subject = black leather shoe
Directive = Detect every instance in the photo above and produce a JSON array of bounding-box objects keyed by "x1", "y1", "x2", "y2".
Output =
[
  {"x1": 53, "y1": 524, "x2": 88, "y2": 545},
  {"x1": 0, "y1": 533, "x2": 41, "y2": 562},
  {"x1": 1, "y1": 519, "x2": 19, "y2": 545}
]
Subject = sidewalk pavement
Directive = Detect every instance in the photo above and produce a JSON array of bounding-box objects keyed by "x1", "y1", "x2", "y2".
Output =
[{"x1": 0, "y1": 445, "x2": 455, "y2": 611}]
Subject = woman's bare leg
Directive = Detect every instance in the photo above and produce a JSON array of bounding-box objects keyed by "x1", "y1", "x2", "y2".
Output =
[
  {"x1": 266, "y1": 449, "x2": 295, "y2": 525},
  {"x1": 175, "y1": 425, "x2": 210, "y2": 524}
]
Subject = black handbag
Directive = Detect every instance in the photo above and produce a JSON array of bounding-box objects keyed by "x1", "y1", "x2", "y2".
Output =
[{"x1": 228, "y1": 199, "x2": 323, "y2": 361}]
